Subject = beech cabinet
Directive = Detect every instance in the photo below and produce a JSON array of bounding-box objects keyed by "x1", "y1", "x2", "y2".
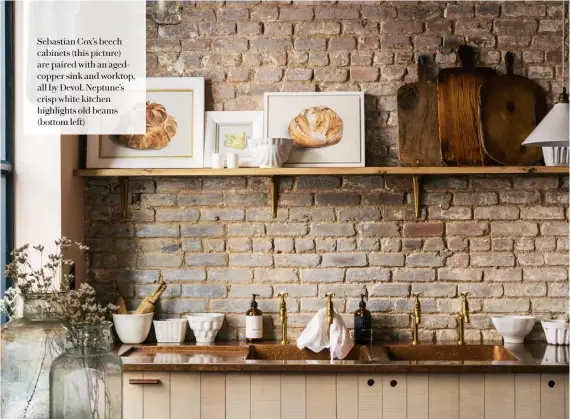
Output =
[{"x1": 123, "y1": 372, "x2": 569, "y2": 419}]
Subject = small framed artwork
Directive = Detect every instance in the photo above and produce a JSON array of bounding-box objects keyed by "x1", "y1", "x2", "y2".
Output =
[
  {"x1": 86, "y1": 77, "x2": 205, "y2": 168},
  {"x1": 264, "y1": 92, "x2": 365, "y2": 167},
  {"x1": 204, "y1": 111, "x2": 264, "y2": 167}
]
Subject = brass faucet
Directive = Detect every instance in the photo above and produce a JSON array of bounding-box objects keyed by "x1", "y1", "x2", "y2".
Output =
[
  {"x1": 278, "y1": 293, "x2": 288, "y2": 345},
  {"x1": 411, "y1": 293, "x2": 422, "y2": 345},
  {"x1": 325, "y1": 293, "x2": 335, "y2": 328},
  {"x1": 457, "y1": 292, "x2": 470, "y2": 345}
]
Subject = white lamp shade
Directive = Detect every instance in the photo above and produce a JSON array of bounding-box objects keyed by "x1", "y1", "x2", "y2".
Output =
[{"x1": 522, "y1": 102, "x2": 569, "y2": 147}]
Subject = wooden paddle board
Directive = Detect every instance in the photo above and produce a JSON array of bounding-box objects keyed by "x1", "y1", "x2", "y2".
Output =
[
  {"x1": 438, "y1": 45, "x2": 496, "y2": 166},
  {"x1": 397, "y1": 56, "x2": 442, "y2": 166},
  {"x1": 479, "y1": 52, "x2": 545, "y2": 166}
]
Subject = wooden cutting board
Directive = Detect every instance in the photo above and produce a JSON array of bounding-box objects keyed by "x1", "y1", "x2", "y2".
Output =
[
  {"x1": 397, "y1": 56, "x2": 442, "y2": 166},
  {"x1": 479, "y1": 52, "x2": 545, "y2": 166},
  {"x1": 438, "y1": 46, "x2": 496, "y2": 166}
]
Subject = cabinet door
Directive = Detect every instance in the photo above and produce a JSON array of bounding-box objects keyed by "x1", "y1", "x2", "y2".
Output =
[
  {"x1": 251, "y1": 373, "x2": 280, "y2": 419},
  {"x1": 383, "y1": 374, "x2": 406, "y2": 419},
  {"x1": 514, "y1": 374, "x2": 540, "y2": 419},
  {"x1": 171, "y1": 372, "x2": 201, "y2": 419},
  {"x1": 282, "y1": 374, "x2": 306, "y2": 419},
  {"x1": 201, "y1": 373, "x2": 226, "y2": 419},
  {"x1": 337, "y1": 374, "x2": 358, "y2": 419},
  {"x1": 459, "y1": 374, "x2": 484, "y2": 419},
  {"x1": 143, "y1": 372, "x2": 171, "y2": 419},
  {"x1": 428, "y1": 374, "x2": 459, "y2": 419},
  {"x1": 123, "y1": 372, "x2": 144, "y2": 419},
  {"x1": 540, "y1": 374, "x2": 566, "y2": 419},
  {"x1": 407, "y1": 374, "x2": 428, "y2": 419},
  {"x1": 485, "y1": 374, "x2": 514, "y2": 419},
  {"x1": 358, "y1": 374, "x2": 382, "y2": 419},
  {"x1": 307, "y1": 374, "x2": 337, "y2": 419},
  {"x1": 226, "y1": 373, "x2": 251, "y2": 419}
]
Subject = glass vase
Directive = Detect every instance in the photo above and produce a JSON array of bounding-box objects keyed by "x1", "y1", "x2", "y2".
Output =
[
  {"x1": 1, "y1": 293, "x2": 66, "y2": 419},
  {"x1": 49, "y1": 322, "x2": 122, "y2": 419}
]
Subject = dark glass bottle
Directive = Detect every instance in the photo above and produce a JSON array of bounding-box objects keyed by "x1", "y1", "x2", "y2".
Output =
[
  {"x1": 245, "y1": 294, "x2": 263, "y2": 342},
  {"x1": 354, "y1": 294, "x2": 372, "y2": 344}
]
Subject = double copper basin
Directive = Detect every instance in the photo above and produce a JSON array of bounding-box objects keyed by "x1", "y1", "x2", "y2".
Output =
[
  {"x1": 123, "y1": 343, "x2": 519, "y2": 363},
  {"x1": 246, "y1": 344, "x2": 519, "y2": 362}
]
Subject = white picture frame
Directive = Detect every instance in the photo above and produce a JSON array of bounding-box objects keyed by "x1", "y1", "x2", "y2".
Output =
[
  {"x1": 264, "y1": 91, "x2": 365, "y2": 167},
  {"x1": 204, "y1": 111, "x2": 264, "y2": 168},
  {"x1": 86, "y1": 77, "x2": 205, "y2": 168}
]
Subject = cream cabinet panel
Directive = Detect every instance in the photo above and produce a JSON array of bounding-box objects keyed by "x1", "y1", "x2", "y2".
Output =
[
  {"x1": 226, "y1": 373, "x2": 251, "y2": 419},
  {"x1": 123, "y1": 372, "x2": 144, "y2": 419},
  {"x1": 358, "y1": 374, "x2": 382, "y2": 419},
  {"x1": 565, "y1": 374, "x2": 569, "y2": 416},
  {"x1": 281, "y1": 374, "x2": 306, "y2": 419},
  {"x1": 540, "y1": 374, "x2": 566, "y2": 419},
  {"x1": 251, "y1": 373, "x2": 280, "y2": 419},
  {"x1": 336, "y1": 374, "x2": 358, "y2": 419},
  {"x1": 459, "y1": 374, "x2": 484, "y2": 419},
  {"x1": 307, "y1": 374, "x2": 337, "y2": 419},
  {"x1": 429, "y1": 374, "x2": 459, "y2": 419},
  {"x1": 484, "y1": 374, "x2": 514, "y2": 419},
  {"x1": 514, "y1": 374, "x2": 540, "y2": 419},
  {"x1": 171, "y1": 372, "x2": 201, "y2": 419},
  {"x1": 383, "y1": 374, "x2": 406, "y2": 419},
  {"x1": 201, "y1": 373, "x2": 226, "y2": 419},
  {"x1": 407, "y1": 374, "x2": 428, "y2": 419},
  {"x1": 143, "y1": 372, "x2": 170, "y2": 419}
]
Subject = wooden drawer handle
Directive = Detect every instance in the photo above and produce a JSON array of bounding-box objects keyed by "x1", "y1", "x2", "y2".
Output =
[{"x1": 129, "y1": 379, "x2": 161, "y2": 385}]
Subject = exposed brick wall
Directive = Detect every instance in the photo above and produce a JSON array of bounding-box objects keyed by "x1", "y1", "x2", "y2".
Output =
[
  {"x1": 86, "y1": 2, "x2": 570, "y2": 343},
  {"x1": 86, "y1": 175, "x2": 569, "y2": 342},
  {"x1": 146, "y1": 0, "x2": 568, "y2": 166}
]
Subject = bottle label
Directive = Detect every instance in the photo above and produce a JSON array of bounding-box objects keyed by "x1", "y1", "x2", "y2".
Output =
[{"x1": 246, "y1": 316, "x2": 263, "y2": 339}]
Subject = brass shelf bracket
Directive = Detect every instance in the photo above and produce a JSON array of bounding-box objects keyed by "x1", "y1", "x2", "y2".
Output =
[
  {"x1": 269, "y1": 176, "x2": 278, "y2": 218},
  {"x1": 412, "y1": 175, "x2": 422, "y2": 218},
  {"x1": 119, "y1": 177, "x2": 129, "y2": 220}
]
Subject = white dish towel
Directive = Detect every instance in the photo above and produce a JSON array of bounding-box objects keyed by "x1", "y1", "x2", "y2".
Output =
[{"x1": 297, "y1": 308, "x2": 355, "y2": 360}]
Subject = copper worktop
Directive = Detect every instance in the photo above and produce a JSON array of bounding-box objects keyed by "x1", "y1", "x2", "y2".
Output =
[{"x1": 117, "y1": 341, "x2": 569, "y2": 374}]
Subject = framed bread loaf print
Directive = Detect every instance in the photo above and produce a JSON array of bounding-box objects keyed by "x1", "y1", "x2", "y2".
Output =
[
  {"x1": 86, "y1": 77, "x2": 205, "y2": 168},
  {"x1": 264, "y1": 92, "x2": 365, "y2": 167}
]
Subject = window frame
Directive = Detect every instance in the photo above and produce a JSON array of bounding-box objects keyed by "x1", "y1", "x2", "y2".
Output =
[{"x1": 1, "y1": 0, "x2": 14, "y2": 319}]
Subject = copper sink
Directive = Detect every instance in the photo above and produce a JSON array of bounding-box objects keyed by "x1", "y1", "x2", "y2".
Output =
[
  {"x1": 247, "y1": 344, "x2": 371, "y2": 361},
  {"x1": 384, "y1": 344, "x2": 519, "y2": 362}
]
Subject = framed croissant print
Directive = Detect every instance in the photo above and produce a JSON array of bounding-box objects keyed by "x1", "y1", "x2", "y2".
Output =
[
  {"x1": 86, "y1": 77, "x2": 205, "y2": 168},
  {"x1": 264, "y1": 92, "x2": 365, "y2": 167}
]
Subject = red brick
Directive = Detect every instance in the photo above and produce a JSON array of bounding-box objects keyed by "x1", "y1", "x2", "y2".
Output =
[
  {"x1": 284, "y1": 68, "x2": 313, "y2": 82},
  {"x1": 445, "y1": 3, "x2": 474, "y2": 18},
  {"x1": 212, "y1": 38, "x2": 248, "y2": 53},
  {"x1": 533, "y1": 34, "x2": 564, "y2": 51},
  {"x1": 498, "y1": 36, "x2": 532, "y2": 50},
  {"x1": 279, "y1": 6, "x2": 314, "y2": 21},
  {"x1": 297, "y1": 21, "x2": 341, "y2": 36},
  {"x1": 361, "y1": 5, "x2": 397, "y2": 20},
  {"x1": 475, "y1": 3, "x2": 500, "y2": 17},
  {"x1": 502, "y1": 3, "x2": 546, "y2": 17},
  {"x1": 264, "y1": 22, "x2": 293, "y2": 36},
  {"x1": 250, "y1": 6, "x2": 279, "y2": 21},
  {"x1": 492, "y1": 222, "x2": 539, "y2": 237},
  {"x1": 227, "y1": 68, "x2": 251, "y2": 82},
  {"x1": 217, "y1": 7, "x2": 248, "y2": 21},
  {"x1": 447, "y1": 222, "x2": 489, "y2": 237},
  {"x1": 358, "y1": 36, "x2": 381, "y2": 51},
  {"x1": 381, "y1": 21, "x2": 423, "y2": 35},
  {"x1": 350, "y1": 67, "x2": 379, "y2": 82},
  {"x1": 294, "y1": 38, "x2": 327, "y2": 51},
  {"x1": 314, "y1": 7, "x2": 359, "y2": 20},
  {"x1": 380, "y1": 35, "x2": 413, "y2": 51},
  {"x1": 314, "y1": 68, "x2": 348, "y2": 83},
  {"x1": 351, "y1": 51, "x2": 373, "y2": 66},
  {"x1": 251, "y1": 38, "x2": 292, "y2": 51},
  {"x1": 495, "y1": 19, "x2": 539, "y2": 35},
  {"x1": 403, "y1": 222, "x2": 444, "y2": 237},
  {"x1": 329, "y1": 37, "x2": 357, "y2": 51},
  {"x1": 455, "y1": 20, "x2": 493, "y2": 34},
  {"x1": 527, "y1": 65, "x2": 554, "y2": 79},
  {"x1": 343, "y1": 21, "x2": 379, "y2": 35}
]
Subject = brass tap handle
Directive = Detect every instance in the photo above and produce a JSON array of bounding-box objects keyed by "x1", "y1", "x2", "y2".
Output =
[
  {"x1": 460, "y1": 292, "x2": 470, "y2": 323},
  {"x1": 412, "y1": 293, "x2": 422, "y2": 323},
  {"x1": 278, "y1": 293, "x2": 288, "y2": 345},
  {"x1": 325, "y1": 293, "x2": 335, "y2": 326}
]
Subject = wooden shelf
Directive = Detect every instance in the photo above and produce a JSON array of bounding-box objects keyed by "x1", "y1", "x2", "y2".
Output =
[
  {"x1": 74, "y1": 166, "x2": 568, "y2": 177},
  {"x1": 74, "y1": 166, "x2": 567, "y2": 221}
]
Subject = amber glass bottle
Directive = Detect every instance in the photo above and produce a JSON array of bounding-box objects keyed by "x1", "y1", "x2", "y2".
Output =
[
  {"x1": 354, "y1": 294, "x2": 372, "y2": 344},
  {"x1": 245, "y1": 294, "x2": 263, "y2": 342}
]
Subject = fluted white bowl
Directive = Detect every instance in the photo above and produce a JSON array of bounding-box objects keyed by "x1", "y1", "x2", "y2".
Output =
[
  {"x1": 542, "y1": 320, "x2": 569, "y2": 345},
  {"x1": 187, "y1": 313, "x2": 224, "y2": 344},
  {"x1": 113, "y1": 313, "x2": 153, "y2": 344},
  {"x1": 492, "y1": 316, "x2": 536, "y2": 344},
  {"x1": 153, "y1": 319, "x2": 187, "y2": 343},
  {"x1": 249, "y1": 138, "x2": 293, "y2": 168}
]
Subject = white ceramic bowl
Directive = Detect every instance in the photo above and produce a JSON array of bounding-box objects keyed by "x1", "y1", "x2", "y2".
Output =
[
  {"x1": 153, "y1": 319, "x2": 187, "y2": 344},
  {"x1": 187, "y1": 313, "x2": 224, "y2": 344},
  {"x1": 491, "y1": 316, "x2": 536, "y2": 344},
  {"x1": 541, "y1": 320, "x2": 569, "y2": 345},
  {"x1": 249, "y1": 138, "x2": 293, "y2": 168},
  {"x1": 112, "y1": 313, "x2": 153, "y2": 344}
]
